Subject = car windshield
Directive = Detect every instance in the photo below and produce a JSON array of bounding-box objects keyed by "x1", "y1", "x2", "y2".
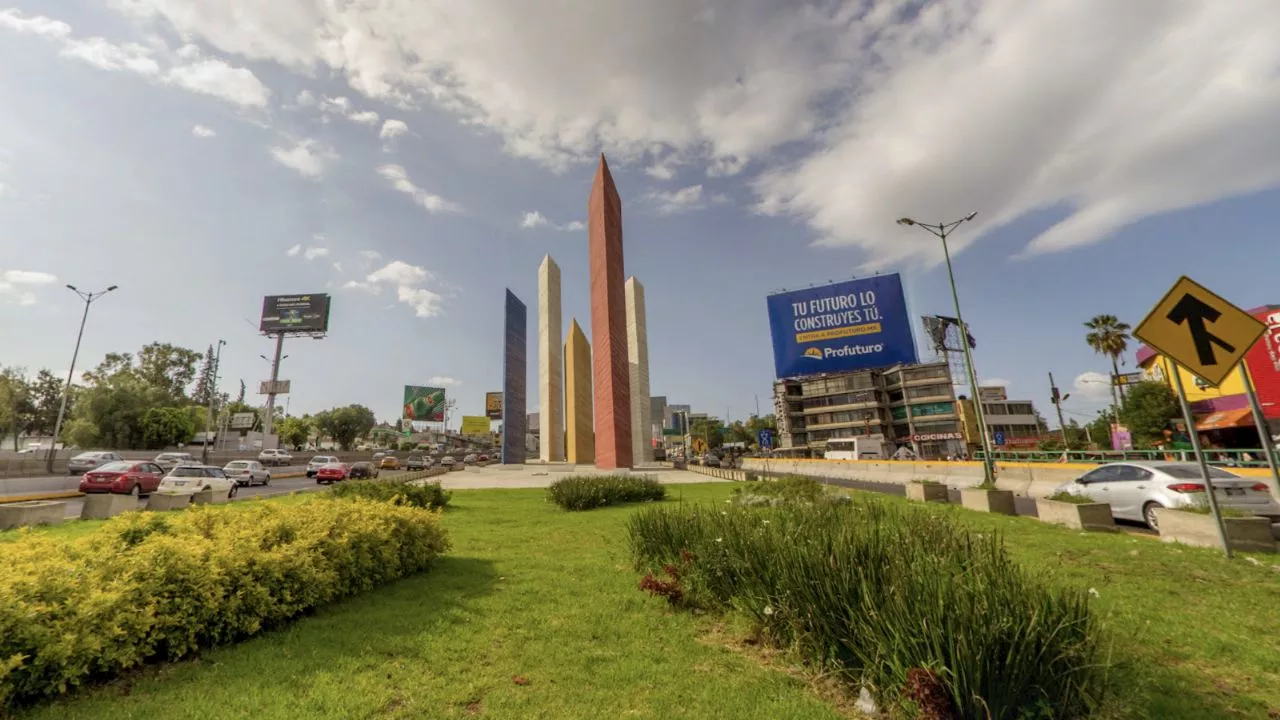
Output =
[
  {"x1": 95, "y1": 461, "x2": 132, "y2": 472},
  {"x1": 311, "y1": 456, "x2": 333, "y2": 463},
  {"x1": 72, "y1": 453, "x2": 101, "y2": 461},
  {"x1": 170, "y1": 467, "x2": 206, "y2": 477},
  {"x1": 322, "y1": 463, "x2": 344, "y2": 469},
  {"x1": 1160, "y1": 464, "x2": 1239, "y2": 480},
  {"x1": 226, "y1": 461, "x2": 249, "y2": 469}
]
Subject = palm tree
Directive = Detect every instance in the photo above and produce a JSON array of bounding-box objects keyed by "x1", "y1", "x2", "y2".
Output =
[{"x1": 1084, "y1": 314, "x2": 1132, "y2": 406}]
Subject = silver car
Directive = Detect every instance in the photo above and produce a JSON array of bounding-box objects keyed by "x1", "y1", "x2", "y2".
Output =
[
  {"x1": 224, "y1": 460, "x2": 271, "y2": 487},
  {"x1": 154, "y1": 452, "x2": 195, "y2": 471},
  {"x1": 67, "y1": 451, "x2": 123, "y2": 476},
  {"x1": 1053, "y1": 461, "x2": 1280, "y2": 530}
]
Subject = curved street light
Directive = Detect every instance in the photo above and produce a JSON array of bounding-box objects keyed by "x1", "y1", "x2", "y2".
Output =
[{"x1": 47, "y1": 285, "x2": 118, "y2": 472}]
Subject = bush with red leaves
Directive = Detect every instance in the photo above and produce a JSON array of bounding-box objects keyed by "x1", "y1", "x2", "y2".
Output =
[{"x1": 903, "y1": 668, "x2": 955, "y2": 720}]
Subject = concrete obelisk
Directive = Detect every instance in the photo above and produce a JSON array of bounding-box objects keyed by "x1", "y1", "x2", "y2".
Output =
[
  {"x1": 625, "y1": 277, "x2": 653, "y2": 465},
  {"x1": 588, "y1": 154, "x2": 632, "y2": 469},
  {"x1": 501, "y1": 289, "x2": 527, "y2": 465},
  {"x1": 565, "y1": 319, "x2": 594, "y2": 464},
  {"x1": 538, "y1": 256, "x2": 564, "y2": 462}
]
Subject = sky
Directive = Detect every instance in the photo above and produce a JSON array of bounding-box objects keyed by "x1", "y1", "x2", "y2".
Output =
[{"x1": 1, "y1": 0, "x2": 1279, "y2": 431}]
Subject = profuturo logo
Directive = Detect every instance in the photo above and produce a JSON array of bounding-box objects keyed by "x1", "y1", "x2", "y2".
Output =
[{"x1": 803, "y1": 347, "x2": 823, "y2": 360}]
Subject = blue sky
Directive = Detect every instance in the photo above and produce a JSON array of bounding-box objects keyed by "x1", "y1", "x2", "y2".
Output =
[{"x1": 2, "y1": 1, "x2": 1278, "y2": 430}]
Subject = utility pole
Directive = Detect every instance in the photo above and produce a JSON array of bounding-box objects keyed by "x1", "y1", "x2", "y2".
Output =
[
  {"x1": 47, "y1": 284, "x2": 117, "y2": 472},
  {"x1": 1049, "y1": 372, "x2": 1072, "y2": 459},
  {"x1": 262, "y1": 334, "x2": 285, "y2": 444},
  {"x1": 202, "y1": 339, "x2": 225, "y2": 464}
]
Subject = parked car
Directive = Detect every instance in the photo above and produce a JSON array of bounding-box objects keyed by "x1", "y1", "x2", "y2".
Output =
[
  {"x1": 258, "y1": 448, "x2": 294, "y2": 466},
  {"x1": 463, "y1": 453, "x2": 478, "y2": 465},
  {"x1": 349, "y1": 461, "x2": 379, "y2": 479},
  {"x1": 78, "y1": 460, "x2": 165, "y2": 496},
  {"x1": 315, "y1": 462, "x2": 350, "y2": 484},
  {"x1": 406, "y1": 455, "x2": 427, "y2": 471},
  {"x1": 379, "y1": 455, "x2": 400, "y2": 470},
  {"x1": 158, "y1": 465, "x2": 237, "y2": 499},
  {"x1": 440, "y1": 456, "x2": 457, "y2": 470},
  {"x1": 702, "y1": 453, "x2": 722, "y2": 468},
  {"x1": 223, "y1": 460, "x2": 271, "y2": 487},
  {"x1": 153, "y1": 452, "x2": 195, "y2": 471},
  {"x1": 68, "y1": 451, "x2": 123, "y2": 476},
  {"x1": 1052, "y1": 461, "x2": 1280, "y2": 530},
  {"x1": 306, "y1": 455, "x2": 340, "y2": 477}
]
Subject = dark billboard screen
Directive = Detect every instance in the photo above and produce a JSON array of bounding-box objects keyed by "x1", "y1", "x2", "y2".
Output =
[
  {"x1": 502, "y1": 290, "x2": 528, "y2": 464},
  {"x1": 260, "y1": 294, "x2": 331, "y2": 334}
]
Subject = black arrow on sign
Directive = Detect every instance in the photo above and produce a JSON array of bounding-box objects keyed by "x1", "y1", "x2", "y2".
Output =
[{"x1": 1166, "y1": 293, "x2": 1235, "y2": 366}]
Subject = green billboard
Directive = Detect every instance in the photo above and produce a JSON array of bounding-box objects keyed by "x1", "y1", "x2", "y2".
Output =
[{"x1": 403, "y1": 386, "x2": 446, "y2": 422}]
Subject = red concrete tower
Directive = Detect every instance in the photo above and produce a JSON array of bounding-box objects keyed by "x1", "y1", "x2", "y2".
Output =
[{"x1": 588, "y1": 154, "x2": 633, "y2": 469}]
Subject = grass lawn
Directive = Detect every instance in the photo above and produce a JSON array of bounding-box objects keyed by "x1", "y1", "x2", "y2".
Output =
[{"x1": 6, "y1": 482, "x2": 1280, "y2": 718}]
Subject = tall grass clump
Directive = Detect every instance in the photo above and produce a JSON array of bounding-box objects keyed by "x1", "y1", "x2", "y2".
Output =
[
  {"x1": 628, "y1": 497, "x2": 1108, "y2": 719},
  {"x1": 548, "y1": 474, "x2": 665, "y2": 511},
  {"x1": 730, "y1": 475, "x2": 846, "y2": 507},
  {"x1": 327, "y1": 478, "x2": 452, "y2": 510}
]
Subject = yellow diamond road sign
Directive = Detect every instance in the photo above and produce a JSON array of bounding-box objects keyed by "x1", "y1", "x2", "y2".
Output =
[{"x1": 1134, "y1": 276, "x2": 1266, "y2": 387}]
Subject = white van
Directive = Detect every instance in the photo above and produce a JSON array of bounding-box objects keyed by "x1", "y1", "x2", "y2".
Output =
[{"x1": 824, "y1": 437, "x2": 883, "y2": 460}]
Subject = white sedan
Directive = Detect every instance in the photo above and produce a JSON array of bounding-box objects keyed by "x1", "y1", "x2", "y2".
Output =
[
  {"x1": 157, "y1": 465, "x2": 237, "y2": 499},
  {"x1": 223, "y1": 460, "x2": 272, "y2": 487}
]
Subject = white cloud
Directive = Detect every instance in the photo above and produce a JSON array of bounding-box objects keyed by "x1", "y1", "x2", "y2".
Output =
[
  {"x1": 349, "y1": 260, "x2": 444, "y2": 317},
  {"x1": 332, "y1": 261, "x2": 343, "y2": 272},
  {"x1": 303, "y1": 247, "x2": 329, "y2": 260},
  {"x1": 349, "y1": 110, "x2": 379, "y2": 125},
  {"x1": 644, "y1": 158, "x2": 678, "y2": 180},
  {"x1": 376, "y1": 164, "x2": 461, "y2": 213},
  {"x1": 192, "y1": 124, "x2": 216, "y2": 138},
  {"x1": 520, "y1": 210, "x2": 584, "y2": 231},
  {"x1": 286, "y1": 244, "x2": 302, "y2": 257},
  {"x1": 167, "y1": 58, "x2": 271, "y2": 108},
  {"x1": 360, "y1": 250, "x2": 382, "y2": 261},
  {"x1": 427, "y1": 376, "x2": 461, "y2": 387},
  {"x1": 1072, "y1": 372, "x2": 1114, "y2": 403},
  {"x1": 295, "y1": 89, "x2": 316, "y2": 107},
  {"x1": 270, "y1": 138, "x2": 336, "y2": 179},
  {"x1": 379, "y1": 119, "x2": 408, "y2": 140},
  {"x1": 0, "y1": 9, "x2": 70, "y2": 38},
  {"x1": 108, "y1": 1, "x2": 1280, "y2": 266},
  {"x1": 646, "y1": 184, "x2": 706, "y2": 215},
  {"x1": 61, "y1": 37, "x2": 160, "y2": 75},
  {"x1": 1, "y1": 270, "x2": 57, "y2": 285}
]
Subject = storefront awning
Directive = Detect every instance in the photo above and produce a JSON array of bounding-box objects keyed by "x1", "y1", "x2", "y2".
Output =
[{"x1": 1195, "y1": 408, "x2": 1254, "y2": 431}]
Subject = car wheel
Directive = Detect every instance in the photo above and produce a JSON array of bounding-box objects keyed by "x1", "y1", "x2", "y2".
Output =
[
  {"x1": 130, "y1": 483, "x2": 141, "y2": 498},
  {"x1": 263, "y1": 476, "x2": 270, "y2": 486},
  {"x1": 228, "y1": 484, "x2": 238, "y2": 499},
  {"x1": 1143, "y1": 502, "x2": 1163, "y2": 531}
]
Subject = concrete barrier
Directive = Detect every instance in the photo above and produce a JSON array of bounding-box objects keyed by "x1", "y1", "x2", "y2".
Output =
[
  {"x1": 192, "y1": 488, "x2": 230, "y2": 505},
  {"x1": 959, "y1": 488, "x2": 1016, "y2": 515},
  {"x1": 146, "y1": 493, "x2": 192, "y2": 512},
  {"x1": 1155, "y1": 510, "x2": 1277, "y2": 553},
  {"x1": 81, "y1": 493, "x2": 136, "y2": 520},
  {"x1": 0, "y1": 500, "x2": 67, "y2": 529},
  {"x1": 1035, "y1": 499, "x2": 1116, "y2": 532},
  {"x1": 906, "y1": 482, "x2": 948, "y2": 503},
  {"x1": 742, "y1": 458, "x2": 1090, "y2": 498},
  {"x1": 685, "y1": 466, "x2": 745, "y2": 482}
]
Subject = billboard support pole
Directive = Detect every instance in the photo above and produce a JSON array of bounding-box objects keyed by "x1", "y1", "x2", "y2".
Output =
[
  {"x1": 1240, "y1": 360, "x2": 1280, "y2": 500},
  {"x1": 263, "y1": 333, "x2": 285, "y2": 442}
]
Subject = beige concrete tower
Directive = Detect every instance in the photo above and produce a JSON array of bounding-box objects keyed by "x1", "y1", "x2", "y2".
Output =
[
  {"x1": 565, "y1": 319, "x2": 595, "y2": 464},
  {"x1": 625, "y1": 277, "x2": 653, "y2": 465},
  {"x1": 538, "y1": 255, "x2": 564, "y2": 462}
]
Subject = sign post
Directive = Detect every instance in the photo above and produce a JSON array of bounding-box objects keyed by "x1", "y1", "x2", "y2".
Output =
[
  {"x1": 757, "y1": 429, "x2": 774, "y2": 450},
  {"x1": 1135, "y1": 275, "x2": 1268, "y2": 558},
  {"x1": 1240, "y1": 361, "x2": 1280, "y2": 499}
]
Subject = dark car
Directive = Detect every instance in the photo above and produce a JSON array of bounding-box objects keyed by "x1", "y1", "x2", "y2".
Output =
[{"x1": 349, "y1": 461, "x2": 379, "y2": 479}]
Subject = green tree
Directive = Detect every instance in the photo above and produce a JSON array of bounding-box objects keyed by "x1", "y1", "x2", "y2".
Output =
[
  {"x1": 315, "y1": 405, "x2": 377, "y2": 451},
  {"x1": 68, "y1": 373, "x2": 169, "y2": 449},
  {"x1": 237, "y1": 379, "x2": 246, "y2": 404},
  {"x1": 29, "y1": 369, "x2": 65, "y2": 436},
  {"x1": 82, "y1": 352, "x2": 135, "y2": 385},
  {"x1": 1087, "y1": 408, "x2": 1116, "y2": 451},
  {"x1": 191, "y1": 345, "x2": 216, "y2": 406},
  {"x1": 1084, "y1": 314, "x2": 1132, "y2": 404},
  {"x1": 276, "y1": 416, "x2": 312, "y2": 450},
  {"x1": 1118, "y1": 381, "x2": 1178, "y2": 446},
  {"x1": 0, "y1": 368, "x2": 34, "y2": 450},
  {"x1": 136, "y1": 343, "x2": 202, "y2": 400},
  {"x1": 691, "y1": 419, "x2": 724, "y2": 450},
  {"x1": 140, "y1": 407, "x2": 197, "y2": 449}
]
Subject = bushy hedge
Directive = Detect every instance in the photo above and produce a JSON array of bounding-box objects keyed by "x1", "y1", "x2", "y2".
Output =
[
  {"x1": 327, "y1": 478, "x2": 452, "y2": 510},
  {"x1": 0, "y1": 499, "x2": 449, "y2": 707},
  {"x1": 729, "y1": 475, "x2": 841, "y2": 507},
  {"x1": 628, "y1": 498, "x2": 1107, "y2": 718},
  {"x1": 547, "y1": 474, "x2": 666, "y2": 511}
]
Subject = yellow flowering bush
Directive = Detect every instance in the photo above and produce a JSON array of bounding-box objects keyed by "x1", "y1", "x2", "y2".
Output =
[{"x1": 0, "y1": 499, "x2": 449, "y2": 707}]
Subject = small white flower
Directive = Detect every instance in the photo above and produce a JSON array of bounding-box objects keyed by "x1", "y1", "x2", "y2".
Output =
[
  {"x1": 715, "y1": 537, "x2": 723, "y2": 543},
  {"x1": 1088, "y1": 588, "x2": 1100, "y2": 598},
  {"x1": 721, "y1": 511, "x2": 728, "y2": 515},
  {"x1": 1245, "y1": 557, "x2": 1261, "y2": 566},
  {"x1": 762, "y1": 520, "x2": 770, "y2": 525},
  {"x1": 763, "y1": 606, "x2": 774, "y2": 616}
]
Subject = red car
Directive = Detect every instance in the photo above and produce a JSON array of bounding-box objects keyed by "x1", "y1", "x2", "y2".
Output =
[
  {"x1": 79, "y1": 461, "x2": 166, "y2": 497},
  {"x1": 315, "y1": 462, "x2": 350, "y2": 484}
]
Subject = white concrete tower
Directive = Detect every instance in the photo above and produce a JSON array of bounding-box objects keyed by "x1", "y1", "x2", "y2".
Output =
[
  {"x1": 625, "y1": 277, "x2": 653, "y2": 465},
  {"x1": 538, "y1": 255, "x2": 565, "y2": 462}
]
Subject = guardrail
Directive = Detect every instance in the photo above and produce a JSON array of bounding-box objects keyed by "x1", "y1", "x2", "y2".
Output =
[
  {"x1": 685, "y1": 465, "x2": 747, "y2": 482},
  {"x1": 976, "y1": 448, "x2": 1279, "y2": 468}
]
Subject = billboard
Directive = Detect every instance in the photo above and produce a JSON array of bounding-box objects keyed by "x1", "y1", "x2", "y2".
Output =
[
  {"x1": 230, "y1": 412, "x2": 257, "y2": 429},
  {"x1": 403, "y1": 386, "x2": 446, "y2": 422},
  {"x1": 259, "y1": 380, "x2": 291, "y2": 395},
  {"x1": 502, "y1": 290, "x2": 528, "y2": 464},
  {"x1": 767, "y1": 274, "x2": 918, "y2": 379},
  {"x1": 460, "y1": 416, "x2": 490, "y2": 435},
  {"x1": 260, "y1": 294, "x2": 331, "y2": 334},
  {"x1": 977, "y1": 386, "x2": 1007, "y2": 402},
  {"x1": 485, "y1": 392, "x2": 504, "y2": 420}
]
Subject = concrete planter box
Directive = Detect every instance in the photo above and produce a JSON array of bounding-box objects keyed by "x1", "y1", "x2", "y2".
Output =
[
  {"x1": 959, "y1": 488, "x2": 1016, "y2": 515},
  {"x1": 1035, "y1": 499, "x2": 1115, "y2": 532},
  {"x1": 0, "y1": 500, "x2": 67, "y2": 529},
  {"x1": 1155, "y1": 509, "x2": 1277, "y2": 553},
  {"x1": 906, "y1": 482, "x2": 949, "y2": 503},
  {"x1": 81, "y1": 493, "x2": 137, "y2": 520},
  {"x1": 146, "y1": 492, "x2": 192, "y2": 512},
  {"x1": 191, "y1": 489, "x2": 230, "y2": 506}
]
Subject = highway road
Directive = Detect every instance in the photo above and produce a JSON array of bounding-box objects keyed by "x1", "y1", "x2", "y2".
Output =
[
  {"x1": 56, "y1": 472, "x2": 346, "y2": 518},
  {"x1": 0, "y1": 465, "x2": 310, "y2": 499}
]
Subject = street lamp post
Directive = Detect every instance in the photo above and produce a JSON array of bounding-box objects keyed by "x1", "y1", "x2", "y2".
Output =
[
  {"x1": 46, "y1": 284, "x2": 118, "y2": 472},
  {"x1": 896, "y1": 213, "x2": 996, "y2": 486}
]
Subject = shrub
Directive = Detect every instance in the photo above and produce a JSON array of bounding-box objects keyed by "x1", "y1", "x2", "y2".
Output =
[
  {"x1": 1174, "y1": 495, "x2": 1252, "y2": 518},
  {"x1": 0, "y1": 499, "x2": 449, "y2": 707},
  {"x1": 1045, "y1": 490, "x2": 1096, "y2": 504},
  {"x1": 627, "y1": 497, "x2": 1107, "y2": 718},
  {"x1": 547, "y1": 474, "x2": 665, "y2": 511},
  {"x1": 729, "y1": 475, "x2": 844, "y2": 507},
  {"x1": 328, "y1": 478, "x2": 452, "y2": 510}
]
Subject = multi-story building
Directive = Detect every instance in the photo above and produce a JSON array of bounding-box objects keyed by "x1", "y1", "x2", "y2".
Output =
[
  {"x1": 957, "y1": 396, "x2": 1043, "y2": 451},
  {"x1": 773, "y1": 361, "x2": 965, "y2": 459},
  {"x1": 650, "y1": 396, "x2": 668, "y2": 434}
]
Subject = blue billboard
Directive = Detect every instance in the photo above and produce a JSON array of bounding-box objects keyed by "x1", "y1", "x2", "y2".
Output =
[
  {"x1": 767, "y1": 274, "x2": 918, "y2": 379},
  {"x1": 502, "y1": 289, "x2": 527, "y2": 464}
]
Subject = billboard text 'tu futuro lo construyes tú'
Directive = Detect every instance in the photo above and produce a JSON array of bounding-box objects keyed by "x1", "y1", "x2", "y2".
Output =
[{"x1": 766, "y1": 274, "x2": 918, "y2": 379}]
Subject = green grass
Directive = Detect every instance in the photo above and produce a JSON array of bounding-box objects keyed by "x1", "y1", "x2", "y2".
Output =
[{"x1": 6, "y1": 483, "x2": 1279, "y2": 719}]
